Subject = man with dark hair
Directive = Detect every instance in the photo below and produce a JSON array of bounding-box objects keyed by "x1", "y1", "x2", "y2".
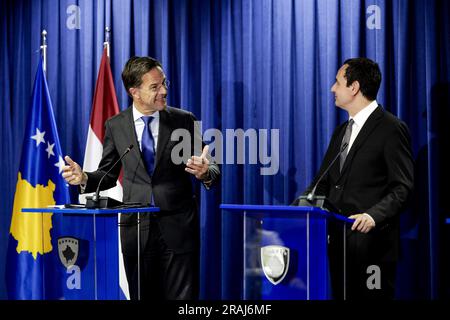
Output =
[
  {"x1": 302, "y1": 57, "x2": 414, "y2": 299},
  {"x1": 62, "y1": 56, "x2": 220, "y2": 300}
]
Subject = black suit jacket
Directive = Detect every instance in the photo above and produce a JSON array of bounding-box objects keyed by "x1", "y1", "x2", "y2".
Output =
[
  {"x1": 84, "y1": 106, "x2": 220, "y2": 254},
  {"x1": 305, "y1": 106, "x2": 414, "y2": 262}
]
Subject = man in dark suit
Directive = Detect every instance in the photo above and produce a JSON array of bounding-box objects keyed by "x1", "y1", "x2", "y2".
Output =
[
  {"x1": 62, "y1": 56, "x2": 220, "y2": 300},
  {"x1": 303, "y1": 58, "x2": 414, "y2": 300}
]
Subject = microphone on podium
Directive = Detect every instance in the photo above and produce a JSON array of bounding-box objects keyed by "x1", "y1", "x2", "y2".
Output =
[
  {"x1": 292, "y1": 142, "x2": 348, "y2": 213},
  {"x1": 85, "y1": 144, "x2": 134, "y2": 209}
]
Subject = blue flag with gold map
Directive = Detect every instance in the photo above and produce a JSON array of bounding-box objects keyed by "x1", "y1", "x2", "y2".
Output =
[{"x1": 6, "y1": 56, "x2": 70, "y2": 299}]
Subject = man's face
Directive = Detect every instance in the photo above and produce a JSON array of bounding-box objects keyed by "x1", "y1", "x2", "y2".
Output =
[
  {"x1": 330, "y1": 64, "x2": 354, "y2": 110},
  {"x1": 131, "y1": 66, "x2": 168, "y2": 114}
]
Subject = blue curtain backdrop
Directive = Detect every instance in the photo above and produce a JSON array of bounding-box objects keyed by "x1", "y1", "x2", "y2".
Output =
[{"x1": 1, "y1": 0, "x2": 449, "y2": 299}]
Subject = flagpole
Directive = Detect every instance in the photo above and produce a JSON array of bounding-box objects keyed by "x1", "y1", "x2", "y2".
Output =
[
  {"x1": 40, "y1": 29, "x2": 48, "y2": 298},
  {"x1": 104, "y1": 27, "x2": 110, "y2": 58},
  {"x1": 102, "y1": 25, "x2": 135, "y2": 300},
  {"x1": 102, "y1": 26, "x2": 135, "y2": 300},
  {"x1": 40, "y1": 30, "x2": 47, "y2": 74}
]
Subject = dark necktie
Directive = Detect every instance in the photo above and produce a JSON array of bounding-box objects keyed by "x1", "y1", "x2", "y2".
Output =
[
  {"x1": 141, "y1": 116, "x2": 155, "y2": 176},
  {"x1": 339, "y1": 119, "x2": 354, "y2": 172}
]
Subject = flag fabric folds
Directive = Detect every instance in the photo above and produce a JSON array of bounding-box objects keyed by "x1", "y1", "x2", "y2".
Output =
[
  {"x1": 80, "y1": 47, "x2": 128, "y2": 299},
  {"x1": 6, "y1": 56, "x2": 70, "y2": 299},
  {"x1": 81, "y1": 47, "x2": 121, "y2": 177}
]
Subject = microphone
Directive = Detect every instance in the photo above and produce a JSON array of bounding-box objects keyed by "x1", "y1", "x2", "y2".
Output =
[
  {"x1": 85, "y1": 144, "x2": 134, "y2": 209},
  {"x1": 306, "y1": 142, "x2": 348, "y2": 201},
  {"x1": 293, "y1": 142, "x2": 348, "y2": 212}
]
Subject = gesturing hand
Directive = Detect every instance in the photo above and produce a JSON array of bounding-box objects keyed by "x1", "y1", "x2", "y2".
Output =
[
  {"x1": 62, "y1": 156, "x2": 87, "y2": 185},
  {"x1": 185, "y1": 145, "x2": 210, "y2": 181}
]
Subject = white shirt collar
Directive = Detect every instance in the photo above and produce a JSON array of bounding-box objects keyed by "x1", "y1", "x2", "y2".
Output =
[
  {"x1": 350, "y1": 100, "x2": 379, "y2": 128},
  {"x1": 132, "y1": 104, "x2": 160, "y2": 122}
]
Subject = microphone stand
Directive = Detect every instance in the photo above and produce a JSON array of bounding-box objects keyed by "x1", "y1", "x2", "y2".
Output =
[
  {"x1": 85, "y1": 145, "x2": 134, "y2": 209},
  {"x1": 294, "y1": 142, "x2": 348, "y2": 213}
]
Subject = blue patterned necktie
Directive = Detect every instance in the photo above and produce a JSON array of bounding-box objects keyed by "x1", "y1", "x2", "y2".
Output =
[{"x1": 141, "y1": 116, "x2": 155, "y2": 176}]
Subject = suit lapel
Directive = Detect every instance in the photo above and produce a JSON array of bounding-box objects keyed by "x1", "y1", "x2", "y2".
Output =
[
  {"x1": 154, "y1": 108, "x2": 172, "y2": 170},
  {"x1": 122, "y1": 107, "x2": 151, "y2": 182},
  {"x1": 337, "y1": 106, "x2": 384, "y2": 182},
  {"x1": 122, "y1": 107, "x2": 141, "y2": 155}
]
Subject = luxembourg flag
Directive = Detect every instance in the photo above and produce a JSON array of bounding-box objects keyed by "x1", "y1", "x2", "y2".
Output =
[{"x1": 80, "y1": 46, "x2": 129, "y2": 299}]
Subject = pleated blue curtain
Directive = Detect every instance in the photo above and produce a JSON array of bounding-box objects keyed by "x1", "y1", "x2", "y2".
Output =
[{"x1": 1, "y1": 0, "x2": 449, "y2": 299}]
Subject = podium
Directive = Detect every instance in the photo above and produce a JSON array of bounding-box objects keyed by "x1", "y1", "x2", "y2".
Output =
[
  {"x1": 22, "y1": 206, "x2": 159, "y2": 300},
  {"x1": 220, "y1": 204, "x2": 353, "y2": 300}
]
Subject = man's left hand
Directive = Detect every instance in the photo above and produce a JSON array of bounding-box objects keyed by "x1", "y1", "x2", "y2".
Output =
[
  {"x1": 349, "y1": 213, "x2": 376, "y2": 233},
  {"x1": 185, "y1": 145, "x2": 210, "y2": 181}
]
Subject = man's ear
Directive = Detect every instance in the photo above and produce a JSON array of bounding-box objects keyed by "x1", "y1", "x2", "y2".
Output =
[
  {"x1": 129, "y1": 87, "x2": 139, "y2": 99},
  {"x1": 350, "y1": 80, "x2": 360, "y2": 96}
]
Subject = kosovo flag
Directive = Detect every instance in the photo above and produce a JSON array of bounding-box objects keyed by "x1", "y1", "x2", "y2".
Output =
[{"x1": 6, "y1": 56, "x2": 70, "y2": 299}]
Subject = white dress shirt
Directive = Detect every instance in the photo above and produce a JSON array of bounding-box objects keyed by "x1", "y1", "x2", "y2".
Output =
[{"x1": 133, "y1": 105, "x2": 160, "y2": 152}]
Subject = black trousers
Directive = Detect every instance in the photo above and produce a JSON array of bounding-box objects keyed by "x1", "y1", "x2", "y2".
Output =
[
  {"x1": 328, "y1": 227, "x2": 397, "y2": 300},
  {"x1": 123, "y1": 217, "x2": 199, "y2": 300},
  {"x1": 329, "y1": 254, "x2": 397, "y2": 300}
]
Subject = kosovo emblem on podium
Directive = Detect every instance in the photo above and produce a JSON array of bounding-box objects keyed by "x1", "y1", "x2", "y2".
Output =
[
  {"x1": 58, "y1": 237, "x2": 79, "y2": 268},
  {"x1": 260, "y1": 245, "x2": 290, "y2": 285}
]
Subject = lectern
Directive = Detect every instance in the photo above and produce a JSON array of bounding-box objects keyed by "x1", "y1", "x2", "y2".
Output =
[
  {"x1": 22, "y1": 206, "x2": 159, "y2": 300},
  {"x1": 221, "y1": 204, "x2": 353, "y2": 300}
]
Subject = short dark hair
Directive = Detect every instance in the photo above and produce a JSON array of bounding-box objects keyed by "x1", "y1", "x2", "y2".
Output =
[
  {"x1": 121, "y1": 56, "x2": 163, "y2": 96},
  {"x1": 343, "y1": 58, "x2": 381, "y2": 101}
]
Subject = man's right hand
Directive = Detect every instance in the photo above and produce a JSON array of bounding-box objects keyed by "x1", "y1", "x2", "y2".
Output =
[{"x1": 62, "y1": 156, "x2": 87, "y2": 185}]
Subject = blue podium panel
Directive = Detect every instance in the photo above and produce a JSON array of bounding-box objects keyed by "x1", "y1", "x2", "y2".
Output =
[
  {"x1": 221, "y1": 204, "x2": 352, "y2": 300},
  {"x1": 22, "y1": 207, "x2": 159, "y2": 300}
]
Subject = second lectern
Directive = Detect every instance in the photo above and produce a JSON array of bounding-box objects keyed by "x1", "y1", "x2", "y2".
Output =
[{"x1": 221, "y1": 204, "x2": 353, "y2": 300}]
